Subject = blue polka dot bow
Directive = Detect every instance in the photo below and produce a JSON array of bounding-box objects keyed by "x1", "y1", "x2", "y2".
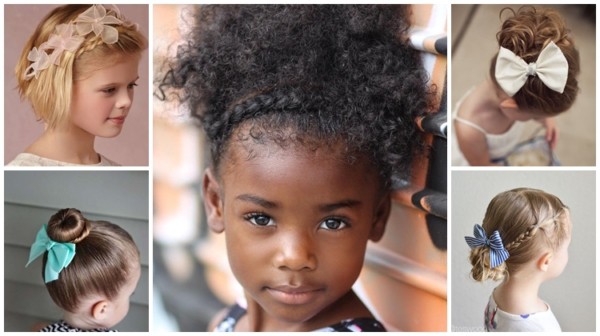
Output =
[
  {"x1": 465, "y1": 224, "x2": 510, "y2": 269},
  {"x1": 26, "y1": 224, "x2": 76, "y2": 283}
]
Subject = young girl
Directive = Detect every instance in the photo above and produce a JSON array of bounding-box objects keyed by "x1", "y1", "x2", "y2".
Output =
[
  {"x1": 159, "y1": 5, "x2": 433, "y2": 332},
  {"x1": 465, "y1": 188, "x2": 571, "y2": 331},
  {"x1": 26, "y1": 208, "x2": 141, "y2": 332},
  {"x1": 8, "y1": 4, "x2": 147, "y2": 166},
  {"x1": 452, "y1": 7, "x2": 580, "y2": 166}
]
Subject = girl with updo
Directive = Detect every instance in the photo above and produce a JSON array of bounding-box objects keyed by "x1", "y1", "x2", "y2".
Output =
[
  {"x1": 27, "y1": 208, "x2": 141, "y2": 332},
  {"x1": 465, "y1": 188, "x2": 572, "y2": 331},
  {"x1": 159, "y1": 5, "x2": 433, "y2": 332},
  {"x1": 452, "y1": 7, "x2": 580, "y2": 166}
]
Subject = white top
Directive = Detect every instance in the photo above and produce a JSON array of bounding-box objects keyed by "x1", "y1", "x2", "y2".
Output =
[
  {"x1": 484, "y1": 294, "x2": 561, "y2": 332},
  {"x1": 451, "y1": 90, "x2": 526, "y2": 166},
  {"x1": 6, "y1": 153, "x2": 119, "y2": 167}
]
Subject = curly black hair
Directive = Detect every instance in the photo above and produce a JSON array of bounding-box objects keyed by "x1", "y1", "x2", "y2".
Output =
[{"x1": 159, "y1": 5, "x2": 433, "y2": 190}]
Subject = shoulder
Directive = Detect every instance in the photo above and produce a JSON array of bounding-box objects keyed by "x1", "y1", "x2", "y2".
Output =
[
  {"x1": 208, "y1": 307, "x2": 230, "y2": 331},
  {"x1": 7, "y1": 153, "x2": 54, "y2": 166},
  {"x1": 39, "y1": 321, "x2": 71, "y2": 332},
  {"x1": 209, "y1": 304, "x2": 246, "y2": 332}
]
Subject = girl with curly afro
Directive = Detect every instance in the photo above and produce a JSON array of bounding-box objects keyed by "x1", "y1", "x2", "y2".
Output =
[{"x1": 159, "y1": 5, "x2": 433, "y2": 332}]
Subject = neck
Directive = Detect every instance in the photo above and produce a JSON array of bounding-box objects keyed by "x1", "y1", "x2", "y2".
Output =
[
  {"x1": 241, "y1": 290, "x2": 371, "y2": 332},
  {"x1": 63, "y1": 311, "x2": 104, "y2": 331},
  {"x1": 494, "y1": 271, "x2": 547, "y2": 315},
  {"x1": 27, "y1": 126, "x2": 98, "y2": 164}
]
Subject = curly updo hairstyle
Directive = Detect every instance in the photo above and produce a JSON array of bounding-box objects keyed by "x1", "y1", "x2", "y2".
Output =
[
  {"x1": 469, "y1": 188, "x2": 570, "y2": 282},
  {"x1": 159, "y1": 5, "x2": 433, "y2": 189},
  {"x1": 43, "y1": 208, "x2": 139, "y2": 312},
  {"x1": 489, "y1": 6, "x2": 580, "y2": 115}
]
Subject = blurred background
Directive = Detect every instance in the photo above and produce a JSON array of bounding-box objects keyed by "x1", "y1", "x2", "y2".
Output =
[
  {"x1": 152, "y1": 4, "x2": 447, "y2": 331},
  {"x1": 451, "y1": 4, "x2": 596, "y2": 166}
]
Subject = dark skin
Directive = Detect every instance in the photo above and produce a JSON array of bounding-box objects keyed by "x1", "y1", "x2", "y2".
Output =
[{"x1": 203, "y1": 135, "x2": 391, "y2": 331}]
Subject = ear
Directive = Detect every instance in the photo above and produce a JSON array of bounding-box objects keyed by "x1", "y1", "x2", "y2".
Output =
[
  {"x1": 499, "y1": 98, "x2": 518, "y2": 110},
  {"x1": 91, "y1": 300, "x2": 110, "y2": 321},
  {"x1": 537, "y1": 252, "x2": 553, "y2": 272},
  {"x1": 203, "y1": 167, "x2": 225, "y2": 233},
  {"x1": 368, "y1": 194, "x2": 391, "y2": 242}
]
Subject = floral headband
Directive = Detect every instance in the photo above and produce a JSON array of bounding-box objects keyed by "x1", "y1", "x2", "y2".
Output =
[
  {"x1": 26, "y1": 224, "x2": 76, "y2": 283},
  {"x1": 24, "y1": 4, "x2": 129, "y2": 80}
]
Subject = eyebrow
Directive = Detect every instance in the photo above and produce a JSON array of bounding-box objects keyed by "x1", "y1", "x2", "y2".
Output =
[
  {"x1": 235, "y1": 194, "x2": 361, "y2": 212},
  {"x1": 101, "y1": 76, "x2": 140, "y2": 87},
  {"x1": 235, "y1": 194, "x2": 278, "y2": 209},
  {"x1": 318, "y1": 199, "x2": 362, "y2": 212}
]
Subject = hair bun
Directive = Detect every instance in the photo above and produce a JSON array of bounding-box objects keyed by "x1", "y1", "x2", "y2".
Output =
[
  {"x1": 47, "y1": 208, "x2": 91, "y2": 243},
  {"x1": 469, "y1": 246, "x2": 507, "y2": 282}
]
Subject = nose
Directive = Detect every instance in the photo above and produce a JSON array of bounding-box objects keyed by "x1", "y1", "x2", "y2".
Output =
[
  {"x1": 273, "y1": 229, "x2": 317, "y2": 272},
  {"x1": 116, "y1": 88, "x2": 133, "y2": 110}
]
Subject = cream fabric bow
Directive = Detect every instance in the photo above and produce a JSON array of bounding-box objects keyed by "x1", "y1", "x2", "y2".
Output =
[{"x1": 495, "y1": 41, "x2": 569, "y2": 97}]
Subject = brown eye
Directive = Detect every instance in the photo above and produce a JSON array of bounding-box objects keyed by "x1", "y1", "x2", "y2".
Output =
[
  {"x1": 320, "y1": 218, "x2": 347, "y2": 230},
  {"x1": 245, "y1": 213, "x2": 274, "y2": 226}
]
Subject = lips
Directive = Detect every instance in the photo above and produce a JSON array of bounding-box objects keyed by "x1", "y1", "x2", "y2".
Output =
[
  {"x1": 266, "y1": 285, "x2": 324, "y2": 305},
  {"x1": 107, "y1": 116, "x2": 126, "y2": 125}
]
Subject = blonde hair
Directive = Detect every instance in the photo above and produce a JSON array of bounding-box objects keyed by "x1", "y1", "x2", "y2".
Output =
[
  {"x1": 42, "y1": 208, "x2": 139, "y2": 312},
  {"x1": 489, "y1": 6, "x2": 580, "y2": 116},
  {"x1": 469, "y1": 188, "x2": 570, "y2": 282},
  {"x1": 15, "y1": 5, "x2": 148, "y2": 129}
]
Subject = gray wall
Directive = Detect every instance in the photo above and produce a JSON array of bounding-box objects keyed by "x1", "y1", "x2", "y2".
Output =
[
  {"x1": 451, "y1": 170, "x2": 595, "y2": 332},
  {"x1": 4, "y1": 171, "x2": 149, "y2": 331}
]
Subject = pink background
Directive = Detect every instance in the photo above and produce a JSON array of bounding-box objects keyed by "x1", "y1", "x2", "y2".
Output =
[{"x1": 4, "y1": 4, "x2": 150, "y2": 166}]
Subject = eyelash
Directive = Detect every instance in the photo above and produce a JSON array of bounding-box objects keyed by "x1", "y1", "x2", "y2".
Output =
[
  {"x1": 243, "y1": 212, "x2": 275, "y2": 227},
  {"x1": 101, "y1": 83, "x2": 137, "y2": 94},
  {"x1": 242, "y1": 213, "x2": 349, "y2": 231}
]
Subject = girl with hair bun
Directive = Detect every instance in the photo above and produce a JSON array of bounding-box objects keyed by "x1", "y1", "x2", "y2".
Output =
[
  {"x1": 159, "y1": 4, "x2": 434, "y2": 332},
  {"x1": 452, "y1": 6, "x2": 580, "y2": 166},
  {"x1": 26, "y1": 208, "x2": 141, "y2": 332},
  {"x1": 8, "y1": 4, "x2": 147, "y2": 166},
  {"x1": 465, "y1": 188, "x2": 572, "y2": 331}
]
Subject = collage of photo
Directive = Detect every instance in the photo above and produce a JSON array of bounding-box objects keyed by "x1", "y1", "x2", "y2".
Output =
[{"x1": 2, "y1": 3, "x2": 597, "y2": 333}]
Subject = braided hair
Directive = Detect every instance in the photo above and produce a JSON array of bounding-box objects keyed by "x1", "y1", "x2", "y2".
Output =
[
  {"x1": 159, "y1": 5, "x2": 434, "y2": 189},
  {"x1": 469, "y1": 188, "x2": 570, "y2": 282}
]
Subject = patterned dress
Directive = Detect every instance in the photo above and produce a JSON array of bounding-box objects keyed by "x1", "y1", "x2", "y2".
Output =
[
  {"x1": 214, "y1": 304, "x2": 386, "y2": 332},
  {"x1": 40, "y1": 320, "x2": 117, "y2": 332}
]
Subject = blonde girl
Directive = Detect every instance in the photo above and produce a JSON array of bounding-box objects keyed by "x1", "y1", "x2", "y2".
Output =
[
  {"x1": 8, "y1": 4, "x2": 147, "y2": 166},
  {"x1": 27, "y1": 208, "x2": 141, "y2": 331},
  {"x1": 465, "y1": 188, "x2": 571, "y2": 331}
]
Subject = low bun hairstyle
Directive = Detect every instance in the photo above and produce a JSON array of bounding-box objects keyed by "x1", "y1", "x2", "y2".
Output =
[
  {"x1": 489, "y1": 6, "x2": 580, "y2": 115},
  {"x1": 42, "y1": 208, "x2": 139, "y2": 312},
  {"x1": 469, "y1": 188, "x2": 570, "y2": 282}
]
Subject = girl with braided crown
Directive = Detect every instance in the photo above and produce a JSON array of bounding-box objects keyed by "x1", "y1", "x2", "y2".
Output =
[
  {"x1": 452, "y1": 6, "x2": 580, "y2": 166},
  {"x1": 26, "y1": 208, "x2": 141, "y2": 332},
  {"x1": 465, "y1": 188, "x2": 572, "y2": 332},
  {"x1": 8, "y1": 4, "x2": 147, "y2": 166},
  {"x1": 159, "y1": 5, "x2": 433, "y2": 332}
]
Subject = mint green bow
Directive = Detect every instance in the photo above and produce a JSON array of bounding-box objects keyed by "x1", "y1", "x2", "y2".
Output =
[{"x1": 26, "y1": 224, "x2": 76, "y2": 283}]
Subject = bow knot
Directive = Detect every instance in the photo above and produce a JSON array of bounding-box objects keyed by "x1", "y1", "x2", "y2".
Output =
[
  {"x1": 495, "y1": 41, "x2": 569, "y2": 97},
  {"x1": 465, "y1": 224, "x2": 510, "y2": 269},
  {"x1": 26, "y1": 224, "x2": 76, "y2": 283}
]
